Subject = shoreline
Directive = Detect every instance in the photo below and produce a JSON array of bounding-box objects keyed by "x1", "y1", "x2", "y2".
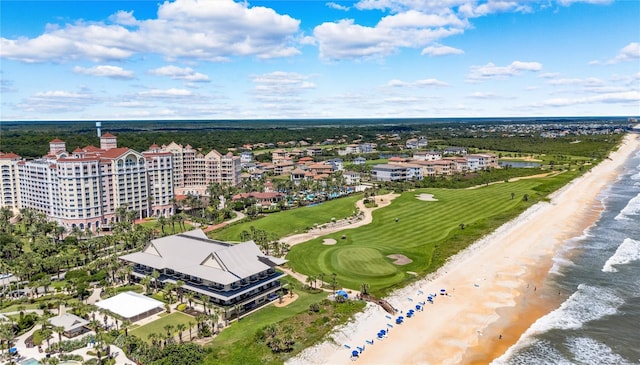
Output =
[{"x1": 287, "y1": 132, "x2": 639, "y2": 365}]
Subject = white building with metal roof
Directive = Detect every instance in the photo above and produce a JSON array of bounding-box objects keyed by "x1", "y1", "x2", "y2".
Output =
[{"x1": 120, "y1": 229, "x2": 287, "y2": 319}]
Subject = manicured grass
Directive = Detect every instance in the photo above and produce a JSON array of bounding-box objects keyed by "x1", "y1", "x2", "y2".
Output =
[
  {"x1": 205, "y1": 278, "x2": 364, "y2": 365},
  {"x1": 138, "y1": 220, "x2": 194, "y2": 234},
  {"x1": 287, "y1": 175, "x2": 577, "y2": 296},
  {"x1": 0, "y1": 303, "x2": 40, "y2": 313},
  {"x1": 210, "y1": 279, "x2": 327, "y2": 349},
  {"x1": 210, "y1": 194, "x2": 362, "y2": 241},
  {"x1": 129, "y1": 312, "x2": 194, "y2": 342}
]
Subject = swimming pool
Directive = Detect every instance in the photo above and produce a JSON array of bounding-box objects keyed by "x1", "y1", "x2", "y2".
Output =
[{"x1": 19, "y1": 358, "x2": 40, "y2": 365}]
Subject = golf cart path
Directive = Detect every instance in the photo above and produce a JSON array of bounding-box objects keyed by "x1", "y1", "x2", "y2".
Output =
[{"x1": 280, "y1": 193, "x2": 400, "y2": 248}]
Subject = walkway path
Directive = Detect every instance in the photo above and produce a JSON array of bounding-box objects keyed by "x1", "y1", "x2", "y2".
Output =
[
  {"x1": 280, "y1": 193, "x2": 399, "y2": 247},
  {"x1": 203, "y1": 211, "x2": 246, "y2": 233}
]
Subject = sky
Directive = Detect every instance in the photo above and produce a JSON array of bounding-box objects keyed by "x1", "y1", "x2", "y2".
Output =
[{"x1": 1, "y1": 0, "x2": 639, "y2": 121}]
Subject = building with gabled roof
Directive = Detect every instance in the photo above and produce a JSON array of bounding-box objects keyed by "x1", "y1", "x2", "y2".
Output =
[
  {"x1": 48, "y1": 313, "x2": 90, "y2": 338},
  {"x1": 120, "y1": 229, "x2": 287, "y2": 319}
]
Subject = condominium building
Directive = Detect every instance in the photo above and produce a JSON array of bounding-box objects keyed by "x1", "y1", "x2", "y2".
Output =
[
  {"x1": 154, "y1": 142, "x2": 241, "y2": 196},
  {"x1": 5, "y1": 134, "x2": 174, "y2": 232},
  {"x1": 0, "y1": 152, "x2": 22, "y2": 214}
]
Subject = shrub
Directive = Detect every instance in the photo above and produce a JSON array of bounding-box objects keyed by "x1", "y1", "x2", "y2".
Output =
[{"x1": 176, "y1": 303, "x2": 187, "y2": 312}]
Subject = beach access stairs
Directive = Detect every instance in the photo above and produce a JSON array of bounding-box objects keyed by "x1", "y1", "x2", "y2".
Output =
[{"x1": 361, "y1": 294, "x2": 395, "y2": 314}]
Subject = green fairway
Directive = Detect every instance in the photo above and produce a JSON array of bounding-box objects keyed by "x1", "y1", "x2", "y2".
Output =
[
  {"x1": 287, "y1": 178, "x2": 560, "y2": 295},
  {"x1": 129, "y1": 312, "x2": 194, "y2": 342},
  {"x1": 210, "y1": 194, "x2": 362, "y2": 241}
]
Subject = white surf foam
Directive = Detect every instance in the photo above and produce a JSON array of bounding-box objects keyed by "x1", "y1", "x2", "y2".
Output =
[
  {"x1": 631, "y1": 171, "x2": 640, "y2": 181},
  {"x1": 492, "y1": 339, "x2": 572, "y2": 365},
  {"x1": 615, "y1": 192, "x2": 640, "y2": 220},
  {"x1": 493, "y1": 284, "x2": 624, "y2": 364},
  {"x1": 602, "y1": 238, "x2": 640, "y2": 272},
  {"x1": 568, "y1": 337, "x2": 633, "y2": 365}
]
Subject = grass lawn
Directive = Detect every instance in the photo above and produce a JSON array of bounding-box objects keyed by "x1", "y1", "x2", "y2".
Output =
[
  {"x1": 129, "y1": 312, "x2": 195, "y2": 342},
  {"x1": 287, "y1": 171, "x2": 579, "y2": 296},
  {"x1": 0, "y1": 303, "x2": 40, "y2": 313},
  {"x1": 211, "y1": 281, "x2": 327, "y2": 349},
  {"x1": 137, "y1": 219, "x2": 194, "y2": 234},
  {"x1": 205, "y1": 278, "x2": 361, "y2": 364},
  {"x1": 210, "y1": 194, "x2": 362, "y2": 241}
]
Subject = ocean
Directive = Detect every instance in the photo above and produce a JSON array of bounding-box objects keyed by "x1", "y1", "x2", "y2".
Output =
[{"x1": 493, "y1": 146, "x2": 640, "y2": 364}]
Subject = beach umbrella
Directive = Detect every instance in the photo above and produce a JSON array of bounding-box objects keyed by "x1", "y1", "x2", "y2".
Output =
[
  {"x1": 416, "y1": 305, "x2": 421, "y2": 310},
  {"x1": 440, "y1": 289, "x2": 446, "y2": 294},
  {"x1": 352, "y1": 350, "x2": 359, "y2": 357}
]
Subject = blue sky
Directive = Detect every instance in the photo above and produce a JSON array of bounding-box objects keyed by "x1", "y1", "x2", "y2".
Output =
[{"x1": 1, "y1": 0, "x2": 638, "y2": 121}]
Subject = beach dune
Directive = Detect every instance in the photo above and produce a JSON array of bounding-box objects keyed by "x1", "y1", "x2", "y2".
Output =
[{"x1": 287, "y1": 133, "x2": 639, "y2": 365}]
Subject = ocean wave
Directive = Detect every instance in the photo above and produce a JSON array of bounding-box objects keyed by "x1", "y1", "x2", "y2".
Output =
[
  {"x1": 493, "y1": 284, "x2": 624, "y2": 364},
  {"x1": 491, "y1": 339, "x2": 572, "y2": 365},
  {"x1": 631, "y1": 171, "x2": 640, "y2": 181},
  {"x1": 568, "y1": 337, "x2": 633, "y2": 365},
  {"x1": 602, "y1": 238, "x2": 640, "y2": 273},
  {"x1": 614, "y1": 192, "x2": 640, "y2": 220}
]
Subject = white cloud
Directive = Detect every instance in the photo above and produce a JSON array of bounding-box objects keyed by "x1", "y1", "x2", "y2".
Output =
[
  {"x1": 607, "y1": 42, "x2": 640, "y2": 64},
  {"x1": 326, "y1": 2, "x2": 350, "y2": 11},
  {"x1": 73, "y1": 65, "x2": 135, "y2": 79},
  {"x1": 387, "y1": 78, "x2": 449, "y2": 87},
  {"x1": 459, "y1": 1, "x2": 531, "y2": 18},
  {"x1": 148, "y1": 65, "x2": 210, "y2": 82},
  {"x1": 250, "y1": 71, "x2": 316, "y2": 102},
  {"x1": 558, "y1": 0, "x2": 613, "y2": 6},
  {"x1": 16, "y1": 90, "x2": 99, "y2": 113},
  {"x1": 313, "y1": 15, "x2": 464, "y2": 59},
  {"x1": 108, "y1": 10, "x2": 139, "y2": 26},
  {"x1": 0, "y1": 0, "x2": 301, "y2": 63},
  {"x1": 538, "y1": 72, "x2": 561, "y2": 79},
  {"x1": 421, "y1": 44, "x2": 464, "y2": 56},
  {"x1": 137, "y1": 88, "x2": 193, "y2": 98},
  {"x1": 547, "y1": 77, "x2": 603, "y2": 86},
  {"x1": 531, "y1": 91, "x2": 640, "y2": 107},
  {"x1": 468, "y1": 91, "x2": 497, "y2": 99},
  {"x1": 467, "y1": 61, "x2": 542, "y2": 81}
]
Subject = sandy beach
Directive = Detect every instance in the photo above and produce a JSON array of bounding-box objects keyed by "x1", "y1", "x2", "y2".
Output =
[{"x1": 287, "y1": 132, "x2": 639, "y2": 365}]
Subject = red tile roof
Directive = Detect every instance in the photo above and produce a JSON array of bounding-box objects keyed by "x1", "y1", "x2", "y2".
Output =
[
  {"x1": 0, "y1": 152, "x2": 21, "y2": 159},
  {"x1": 99, "y1": 147, "x2": 131, "y2": 159}
]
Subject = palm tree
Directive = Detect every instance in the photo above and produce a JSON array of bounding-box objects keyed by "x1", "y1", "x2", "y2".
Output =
[
  {"x1": 187, "y1": 320, "x2": 194, "y2": 340},
  {"x1": 53, "y1": 325, "x2": 65, "y2": 354},
  {"x1": 176, "y1": 323, "x2": 186, "y2": 342},
  {"x1": 151, "y1": 270, "x2": 161, "y2": 293},
  {"x1": 317, "y1": 273, "x2": 325, "y2": 289},
  {"x1": 330, "y1": 272, "x2": 338, "y2": 294},
  {"x1": 148, "y1": 332, "x2": 159, "y2": 347}
]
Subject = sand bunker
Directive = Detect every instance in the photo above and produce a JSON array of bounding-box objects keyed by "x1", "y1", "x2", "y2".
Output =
[
  {"x1": 416, "y1": 193, "x2": 438, "y2": 201},
  {"x1": 387, "y1": 254, "x2": 413, "y2": 265},
  {"x1": 323, "y1": 238, "x2": 337, "y2": 245}
]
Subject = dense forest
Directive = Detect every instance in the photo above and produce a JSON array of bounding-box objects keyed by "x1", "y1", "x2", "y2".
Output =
[{"x1": 0, "y1": 118, "x2": 632, "y2": 158}]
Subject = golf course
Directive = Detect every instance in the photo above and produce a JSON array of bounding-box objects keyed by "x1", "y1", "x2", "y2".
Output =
[{"x1": 285, "y1": 177, "x2": 564, "y2": 294}]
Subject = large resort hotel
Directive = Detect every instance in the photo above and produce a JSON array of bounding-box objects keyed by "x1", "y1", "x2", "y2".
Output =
[{"x1": 120, "y1": 229, "x2": 287, "y2": 317}]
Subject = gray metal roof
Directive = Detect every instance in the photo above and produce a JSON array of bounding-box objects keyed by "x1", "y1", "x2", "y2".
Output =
[{"x1": 120, "y1": 229, "x2": 286, "y2": 285}]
